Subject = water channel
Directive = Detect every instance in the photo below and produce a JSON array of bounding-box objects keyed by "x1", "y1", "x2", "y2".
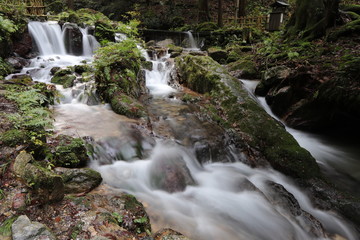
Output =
[{"x1": 11, "y1": 21, "x2": 359, "y2": 240}]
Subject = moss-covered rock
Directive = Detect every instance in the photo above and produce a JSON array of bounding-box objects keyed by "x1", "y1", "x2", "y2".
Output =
[
  {"x1": 227, "y1": 59, "x2": 259, "y2": 79},
  {"x1": 110, "y1": 93, "x2": 146, "y2": 118},
  {"x1": 55, "y1": 167, "x2": 102, "y2": 194},
  {"x1": 207, "y1": 47, "x2": 228, "y2": 64},
  {"x1": 50, "y1": 135, "x2": 89, "y2": 168},
  {"x1": 175, "y1": 55, "x2": 321, "y2": 180},
  {"x1": 7, "y1": 74, "x2": 33, "y2": 85},
  {"x1": 94, "y1": 40, "x2": 147, "y2": 118},
  {"x1": 51, "y1": 74, "x2": 76, "y2": 88},
  {"x1": 327, "y1": 19, "x2": 360, "y2": 41},
  {"x1": 13, "y1": 151, "x2": 64, "y2": 202}
]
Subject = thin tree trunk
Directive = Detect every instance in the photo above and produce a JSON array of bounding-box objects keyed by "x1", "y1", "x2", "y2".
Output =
[
  {"x1": 67, "y1": 0, "x2": 74, "y2": 10},
  {"x1": 218, "y1": 0, "x2": 223, "y2": 27},
  {"x1": 198, "y1": 0, "x2": 210, "y2": 22}
]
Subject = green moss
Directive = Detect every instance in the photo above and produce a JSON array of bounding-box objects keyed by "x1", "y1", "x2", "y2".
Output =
[
  {"x1": 52, "y1": 135, "x2": 89, "y2": 168},
  {"x1": 227, "y1": 59, "x2": 259, "y2": 79},
  {"x1": 194, "y1": 22, "x2": 219, "y2": 32},
  {"x1": 51, "y1": 74, "x2": 76, "y2": 88},
  {"x1": 175, "y1": 55, "x2": 321, "y2": 180},
  {"x1": 110, "y1": 93, "x2": 146, "y2": 118}
]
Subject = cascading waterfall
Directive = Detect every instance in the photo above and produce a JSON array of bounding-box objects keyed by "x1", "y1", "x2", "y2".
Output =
[
  {"x1": 90, "y1": 54, "x2": 358, "y2": 239},
  {"x1": 145, "y1": 51, "x2": 176, "y2": 96},
  {"x1": 22, "y1": 21, "x2": 359, "y2": 240},
  {"x1": 185, "y1": 31, "x2": 200, "y2": 50},
  {"x1": 28, "y1": 21, "x2": 66, "y2": 55},
  {"x1": 242, "y1": 80, "x2": 360, "y2": 195},
  {"x1": 80, "y1": 27, "x2": 100, "y2": 56}
]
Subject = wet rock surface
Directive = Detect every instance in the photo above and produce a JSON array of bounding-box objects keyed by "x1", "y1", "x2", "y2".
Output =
[{"x1": 12, "y1": 215, "x2": 56, "y2": 240}]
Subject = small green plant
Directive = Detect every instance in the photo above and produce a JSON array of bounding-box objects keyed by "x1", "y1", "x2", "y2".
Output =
[
  {"x1": 112, "y1": 212, "x2": 123, "y2": 224},
  {"x1": 0, "y1": 216, "x2": 18, "y2": 237},
  {"x1": 287, "y1": 51, "x2": 300, "y2": 59},
  {"x1": 134, "y1": 216, "x2": 147, "y2": 224},
  {"x1": 0, "y1": 189, "x2": 5, "y2": 200}
]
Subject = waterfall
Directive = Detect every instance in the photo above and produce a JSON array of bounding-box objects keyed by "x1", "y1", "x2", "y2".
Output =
[
  {"x1": 145, "y1": 51, "x2": 176, "y2": 96},
  {"x1": 28, "y1": 21, "x2": 66, "y2": 55},
  {"x1": 28, "y1": 21, "x2": 99, "y2": 56},
  {"x1": 80, "y1": 27, "x2": 100, "y2": 56},
  {"x1": 20, "y1": 21, "x2": 359, "y2": 240},
  {"x1": 185, "y1": 31, "x2": 200, "y2": 50}
]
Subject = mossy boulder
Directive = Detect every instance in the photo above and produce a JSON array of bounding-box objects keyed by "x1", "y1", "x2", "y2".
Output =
[
  {"x1": 13, "y1": 152, "x2": 64, "y2": 202},
  {"x1": 227, "y1": 59, "x2": 259, "y2": 79},
  {"x1": 194, "y1": 22, "x2": 219, "y2": 32},
  {"x1": 51, "y1": 74, "x2": 76, "y2": 88},
  {"x1": 50, "y1": 135, "x2": 89, "y2": 168},
  {"x1": 94, "y1": 40, "x2": 147, "y2": 118},
  {"x1": 110, "y1": 93, "x2": 147, "y2": 118},
  {"x1": 7, "y1": 74, "x2": 33, "y2": 85},
  {"x1": 255, "y1": 66, "x2": 292, "y2": 96},
  {"x1": 207, "y1": 47, "x2": 228, "y2": 64},
  {"x1": 55, "y1": 167, "x2": 102, "y2": 194},
  {"x1": 74, "y1": 64, "x2": 91, "y2": 74},
  {"x1": 175, "y1": 55, "x2": 320, "y2": 180}
]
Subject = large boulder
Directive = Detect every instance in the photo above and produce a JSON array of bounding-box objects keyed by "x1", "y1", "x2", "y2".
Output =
[
  {"x1": 48, "y1": 135, "x2": 89, "y2": 168},
  {"x1": 12, "y1": 215, "x2": 56, "y2": 240},
  {"x1": 175, "y1": 55, "x2": 320, "y2": 180},
  {"x1": 255, "y1": 65, "x2": 292, "y2": 96},
  {"x1": 63, "y1": 23, "x2": 83, "y2": 56},
  {"x1": 54, "y1": 167, "x2": 102, "y2": 194},
  {"x1": 13, "y1": 152, "x2": 64, "y2": 202},
  {"x1": 227, "y1": 59, "x2": 259, "y2": 79},
  {"x1": 94, "y1": 40, "x2": 147, "y2": 119},
  {"x1": 12, "y1": 30, "x2": 33, "y2": 58},
  {"x1": 207, "y1": 47, "x2": 228, "y2": 64},
  {"x1": 149, "y1": 150, "x2": 196, "y2": 193},
  {"x1": 51, "y1": 68, "x2": 76, "y2": 88}
]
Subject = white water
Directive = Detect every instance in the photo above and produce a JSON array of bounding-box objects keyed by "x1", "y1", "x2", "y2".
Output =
[
  {"x1": 145, "y1": 52, "x2": 176, "y2": 96},
  {"x1": 28, "y1": 21, "x2": 67, "y2": 55},
  {"x1": 242, "y1": 80, "x2": 360, "y2": 193},
  {"x1": 90, "y1": 57, "x2": 358, "y2": 239},
  {"x1": 22, "y1": 21, "x2": 359, "y2": 240},
  {"x1": 185, "y1": 31, "x2": 200, "y2": 51},
  {"x1": 79, "y1": 27, "x2": 100, "y2": 56}
]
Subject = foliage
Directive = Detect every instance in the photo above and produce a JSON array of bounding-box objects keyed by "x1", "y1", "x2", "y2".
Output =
[
  {"x1": 0, "y1": 216, "x2": 18, "y2": 237},
  {"x1": 0, "y1": 14, "x2": 18, "y2": 41},
  {"x1": 6, "y1": 88, "x2": 52, "y2": 130},
  {"x1": 0, "y1": 57, "x2": 12, "y2": 78}
]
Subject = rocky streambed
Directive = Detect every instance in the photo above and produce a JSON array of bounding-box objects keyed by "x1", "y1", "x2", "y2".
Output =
[{"x1": 0, "y1": 16, "x2": 359, "y2": 240}]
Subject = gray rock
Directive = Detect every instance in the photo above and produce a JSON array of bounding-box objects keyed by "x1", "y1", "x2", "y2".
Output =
[
  {"x1": 150, "y1": 151, "x2": 196, "y2": 193},
  {"x1": 13, "y1": 151, "x2": 33, "y2": 178},
  {"x1": 12, "y1": 215, "x2": 56, "y2": 240},
  {"x1": 54, "y1": 167, "x2": 102, "y2": 194},
  {"x1": 156, "y1": 39, "x2": 174, "y2": 48}
]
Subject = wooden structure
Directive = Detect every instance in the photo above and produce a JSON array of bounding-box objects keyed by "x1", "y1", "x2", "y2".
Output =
[
  {"x1": 267, "y1": 1, "x2": 289, "y2": 31},
  {"x1": 225, "y1": 15, "x2": 269, "y2": 30},
  {"x1": 0, "y1": 0, "x2": 46, "y2": 16},
  {"x1": 341, "y1": 0, "x2": 360, "y2": 5}
]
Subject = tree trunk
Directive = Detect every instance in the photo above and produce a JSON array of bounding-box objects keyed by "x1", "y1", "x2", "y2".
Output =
[
  {"x1": 236, "y1": 0, "x2": 247, "y2": 18},
  {"x1": 286, "y1": 0, "x2": 339, "y2": 39},
  {"x1": 67, "y1": 0, "x2": 74, "y2": 10},
  {"x1": 218, "y1": 0, "x2": 223, "y2": 27},
  {"x1": 198, "y1": 0, "x2": 210, "y2": 22}
]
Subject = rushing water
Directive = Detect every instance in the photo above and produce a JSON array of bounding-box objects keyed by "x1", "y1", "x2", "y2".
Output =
[
  {"x1": 21, "y1": 21, "x2": 359, "y2": 240},
  {"x1": 241, "y1": 80, "x2": 360, "y2": 196}
]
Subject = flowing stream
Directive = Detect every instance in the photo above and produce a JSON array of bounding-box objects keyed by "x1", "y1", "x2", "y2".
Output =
[{"x1": 19, "y1": 21, "x2": 359, "y2": 240}]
